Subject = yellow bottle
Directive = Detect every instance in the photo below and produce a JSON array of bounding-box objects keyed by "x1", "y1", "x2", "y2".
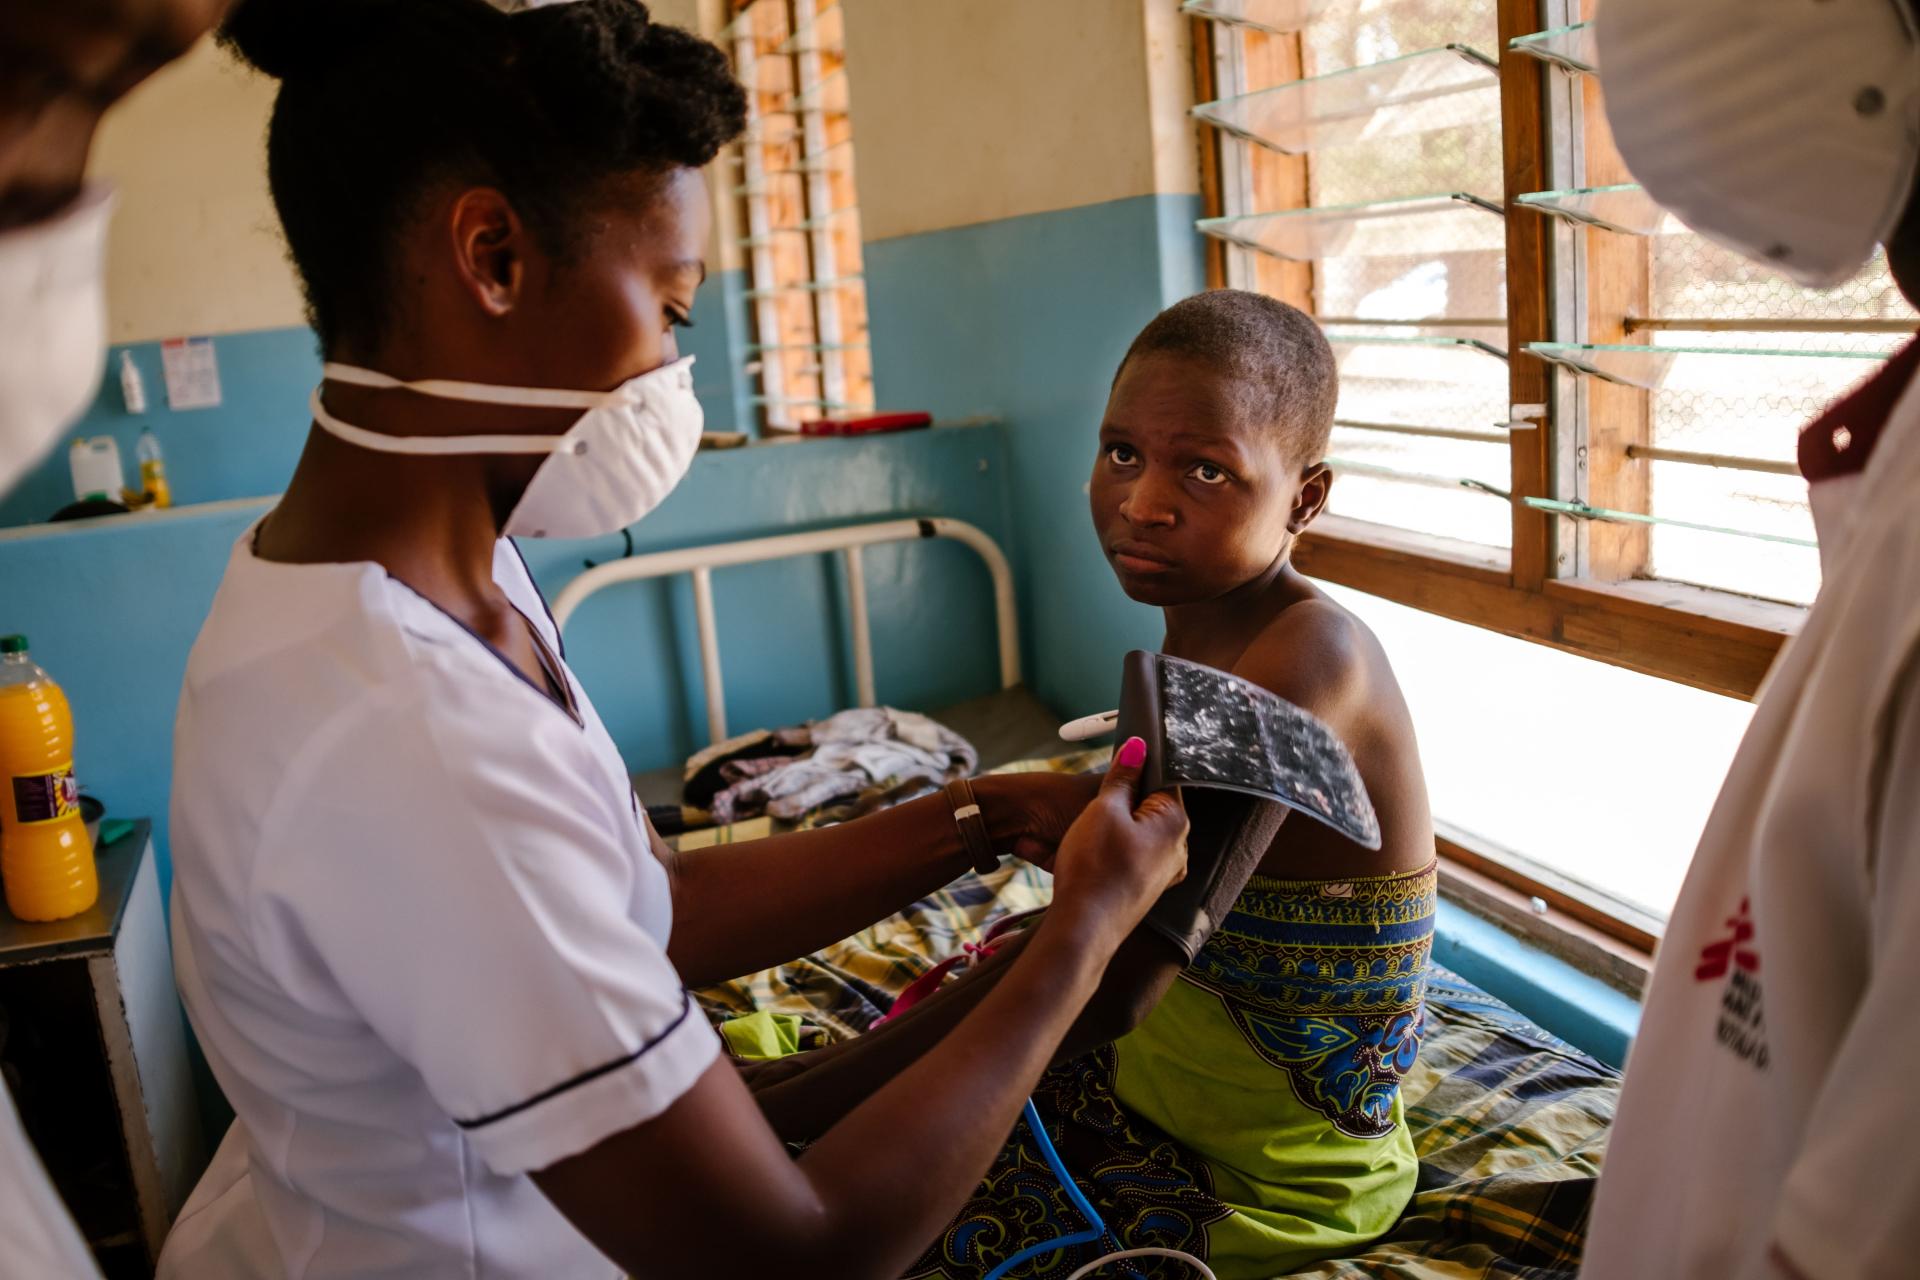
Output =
[
  {"x1": 0, "y1": 635, "x2": 96, "y2": 922},
  {"x1": 137, "y1": 428, "x2": 172, "y2": 509}
]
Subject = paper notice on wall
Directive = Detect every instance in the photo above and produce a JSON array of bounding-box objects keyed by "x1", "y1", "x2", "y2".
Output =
[{"x1": 161, "y1": 336, "x2": 222, "y2": 411}]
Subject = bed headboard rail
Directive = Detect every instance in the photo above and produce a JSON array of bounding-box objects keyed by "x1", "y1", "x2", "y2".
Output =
[{"x1": 550, "y1": 517, "x2": 1020, "y2": 745}]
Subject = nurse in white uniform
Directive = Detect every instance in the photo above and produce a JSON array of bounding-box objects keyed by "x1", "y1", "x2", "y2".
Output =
[
  {"x1": 0, "y1": 3, "x2": 224, "y2": 1276},
  {"x1": 157, "y1": 2, "x2": 1191, "y2": 1277}
]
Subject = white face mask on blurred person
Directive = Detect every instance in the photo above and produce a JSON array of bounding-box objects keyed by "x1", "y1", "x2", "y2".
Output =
[
  {"x1": 1597, "y1": 0, "x2": 1920, "y2": 287},
  {"x1": 0, "y1": 187, "x2": 113, "y2": 490}
]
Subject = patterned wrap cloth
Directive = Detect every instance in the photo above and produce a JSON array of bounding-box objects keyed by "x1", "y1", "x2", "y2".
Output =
[{"x1": 907, "y1": 863, "x2": 1438, "y2": 1280}]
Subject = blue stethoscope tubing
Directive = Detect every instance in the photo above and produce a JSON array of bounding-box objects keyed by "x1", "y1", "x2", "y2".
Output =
[
  {"x1": 979, "y1": 1100, "x2": 1113, "y2": 1280},
  {"x1": 978, "y1": 1099, "x2": 1215, "y2": 1280}
]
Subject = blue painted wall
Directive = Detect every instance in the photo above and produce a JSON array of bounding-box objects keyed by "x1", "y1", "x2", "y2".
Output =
[
  {"x1": 686, "y1": 267, "x2": 755, "y2": 435},
  {"x1": 0, "y1": 328, "x2": 322, "y2": 529},
  {"x1": 1432, "y1": 902, "x2": 1641, "y2": 1068},
  {"x1": 0, "y1": 425, "x2": 1013, "y2": 895},
  {"x1": 864, "y1": 193, "x2": 1207, "y2": 719}
]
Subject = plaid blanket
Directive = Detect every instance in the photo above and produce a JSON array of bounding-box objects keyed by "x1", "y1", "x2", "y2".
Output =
[
  {"x1": 679, "y1": 751, "x2": 1101, "y2": 1042},
  {"x1": 1294, "y1": 967, "x2": 1615, "y2": 1279},
  {"x1": 689, "y1": 857, "x2": 1054, "y2": 1044},
  {"x1": 678, "y1": 768, "x2": 1619, "y2": 1278}
]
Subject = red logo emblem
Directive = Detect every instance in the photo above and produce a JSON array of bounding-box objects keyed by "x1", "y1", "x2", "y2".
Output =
[{"x1": 1695, "y1": 897, "x2": 1759, "y2": 982}]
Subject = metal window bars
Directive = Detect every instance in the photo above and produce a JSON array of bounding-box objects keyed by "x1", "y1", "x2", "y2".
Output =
[{"x1": 729, "y1": 0, "x2": 873, "y2": 431}]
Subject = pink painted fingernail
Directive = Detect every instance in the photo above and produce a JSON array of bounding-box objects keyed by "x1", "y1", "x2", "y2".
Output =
[{"x1": 1116, "y1": 736, "x2": 1146, "y2": 769}]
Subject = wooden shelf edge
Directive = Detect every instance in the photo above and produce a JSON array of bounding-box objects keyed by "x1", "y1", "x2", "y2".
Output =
[
  {"x1": 1544, "y1": 575, "x2": 1800, "y2": 641},
  {"x1": 1435, "y1": 824, "x2": 1655, "y2": 999},
  {"x1": 1436, "y1": 852, "x2": 1651, "y2": 999},
  {"x1": 1294, "y1": 518, "x2": 1792, "y2": 699},
  {"x1": 1437, "y1": 821, "x2": 1661, "y2": 952}
]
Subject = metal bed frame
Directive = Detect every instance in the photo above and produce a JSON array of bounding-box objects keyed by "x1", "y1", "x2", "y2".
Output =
[{"x1": 550, "y1": 517, "x2": 1021, "y2": 745}]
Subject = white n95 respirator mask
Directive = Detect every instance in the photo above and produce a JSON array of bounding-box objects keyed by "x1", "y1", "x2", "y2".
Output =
[
  {"x1": 0, "y1": 186, "x2": 113, "y2": 491},
  {"x1": 1598, "y1": 0, "x2": 1920, "y2": 288},
  {"x1": 310, "y1": 355, "x2": 703, "y2": 539}
]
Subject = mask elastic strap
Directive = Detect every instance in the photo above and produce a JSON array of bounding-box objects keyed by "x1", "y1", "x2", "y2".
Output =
[
  {"x1": 321, "y1": 354, "x2": 695, "y2": 410},
  {"x1": 308, "y1": 386, "x2": 564, "y2": 457}
]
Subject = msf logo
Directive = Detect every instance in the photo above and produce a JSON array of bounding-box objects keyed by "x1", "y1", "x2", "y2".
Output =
[{"x1": 1697, "y1": 897, "x2": 1767, "y2": 1070}]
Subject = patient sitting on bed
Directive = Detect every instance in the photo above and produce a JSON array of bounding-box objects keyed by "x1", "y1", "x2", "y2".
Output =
[
  {"x1": 746, "y1": 292, "x2": 1438, "y2": 1279},
  {"x1": 1034, "y1": 288, "x2": 1441, "y2": 1276}
]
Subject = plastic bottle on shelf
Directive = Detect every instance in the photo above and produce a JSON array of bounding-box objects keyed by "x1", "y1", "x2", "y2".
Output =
[
  {"x1": 0, "y1": 636, "x2": 96, "y2": 922},
  {"x1": 137, "y1": 429, "x2": 171, "y2": 509}
]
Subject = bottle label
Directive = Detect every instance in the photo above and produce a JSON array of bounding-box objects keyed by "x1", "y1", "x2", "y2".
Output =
[{"x1": 11, "y1": 768, "x2": 79, "y2": 825}]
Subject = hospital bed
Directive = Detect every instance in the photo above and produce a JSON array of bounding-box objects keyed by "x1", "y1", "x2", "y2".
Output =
[
  {"x1": 554, "y1": 517, "x2": 1620, "y2": 1280},
  {"x1": 551, "y1": 517, "x2": 1072, "y2": 808}
]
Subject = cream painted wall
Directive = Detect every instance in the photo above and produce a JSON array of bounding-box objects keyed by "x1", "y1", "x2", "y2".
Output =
[
  {"x1": 78, "y1": 4, "x2": 1196, "y2": 341},
  {"x1": 86, "y1": 3, "x2": 736, "y2": 344},
  {"x1": 1144, "y1": 0, "x2": 1201, "y2": 200},
  {"x1": 89, "y1": 38, "x2": 304, "y2": 344},
  {"x1": 841, "y1": 0, "x2": 1200, "y2": 243}
]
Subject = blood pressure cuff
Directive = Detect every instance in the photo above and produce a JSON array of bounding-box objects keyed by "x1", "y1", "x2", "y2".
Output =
[{"x1": 1113, "y1": 650, "x2": 1381, "y2": 963}]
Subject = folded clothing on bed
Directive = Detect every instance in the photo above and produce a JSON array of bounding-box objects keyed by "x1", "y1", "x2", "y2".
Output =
[{"x1": 676, "y1": 706, "x2": 980, "y2": 826}]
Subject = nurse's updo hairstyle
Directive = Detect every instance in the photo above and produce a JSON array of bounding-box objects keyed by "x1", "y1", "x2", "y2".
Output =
[{"x1": 220, "y1": 0, "x2": 747, "y2": 349}]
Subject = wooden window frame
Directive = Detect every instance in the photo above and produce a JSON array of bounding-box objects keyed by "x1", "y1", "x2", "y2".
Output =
[
  {"x1": 1435, "y1": 825, "x2": 1652, "y2": 994},
  {"x1": 1192, "y1": 0, "x2": 1801, "y2": 704}
]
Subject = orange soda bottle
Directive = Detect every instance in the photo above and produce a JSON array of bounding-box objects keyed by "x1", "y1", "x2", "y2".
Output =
[{"x1": 0, "y1": 635, "x2": 97, "y2": 921}]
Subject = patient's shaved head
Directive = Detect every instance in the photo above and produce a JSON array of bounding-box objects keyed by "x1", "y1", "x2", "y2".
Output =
[{"x1": 1114, "y1": 290, "x2": 1338, "y2": 466}]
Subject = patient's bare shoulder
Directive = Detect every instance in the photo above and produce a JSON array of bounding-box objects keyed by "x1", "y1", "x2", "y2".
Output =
[
  {"x1": 1236, "y1": 593, "x2": 1432, "y2": 874},
  {"x1": 1231, "y1": 595, "x2": 1382, "y2": 736}
]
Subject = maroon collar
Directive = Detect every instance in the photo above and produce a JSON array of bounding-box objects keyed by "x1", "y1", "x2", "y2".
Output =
[{"x1": 1799, "y1": 336, "x2": 1920, "y2": 482}]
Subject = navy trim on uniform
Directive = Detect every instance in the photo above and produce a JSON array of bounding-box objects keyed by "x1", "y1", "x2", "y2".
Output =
[
  {"x1": 384, "y1": 573, "x2": 584, "y2": 729},
  {"x1": 453, "y1": 991, "x2": 696, "y2": 1129},
  {"x1": 509, "y1": 537, "x2": 567, "y2": 661}
]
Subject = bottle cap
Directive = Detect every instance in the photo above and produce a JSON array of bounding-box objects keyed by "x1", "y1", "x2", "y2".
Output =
[{"x1": 0, "y1": 635, "x2": 27, "y2": 654}]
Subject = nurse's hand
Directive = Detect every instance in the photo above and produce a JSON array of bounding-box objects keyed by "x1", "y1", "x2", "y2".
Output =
[
  {"x1": 1044, "y1": 737, "x2": 1188, "y2": 946},
  {"x1": 972, "y1": 769, "x2": 1101, "y2": 869}
]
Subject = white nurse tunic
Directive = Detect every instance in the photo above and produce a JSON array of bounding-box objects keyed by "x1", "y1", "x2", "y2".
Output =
[
  {"x1": 157, "y1": 529, "x2": 718, "y2": 1279},
  {"x1": 0, "y1": 1080, "x2": 100, "y2": 1277}
]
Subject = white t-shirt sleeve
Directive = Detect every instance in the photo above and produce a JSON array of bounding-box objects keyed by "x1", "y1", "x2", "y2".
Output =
[
  {"x1": 253, "y1": 688, "x2": 718, "y2": 1177},
  {"x1": 1767, "y1": 667, "x2": 1920, "y2": 1280}
]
